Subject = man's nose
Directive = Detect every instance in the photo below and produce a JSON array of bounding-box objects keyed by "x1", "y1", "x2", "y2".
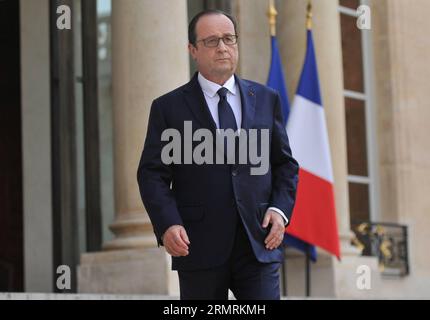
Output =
[{"x1": 216, "y1": 39, "x2": 228, "y2": 51}]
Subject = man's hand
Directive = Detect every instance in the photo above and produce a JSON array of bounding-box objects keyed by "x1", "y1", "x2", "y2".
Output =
[
  {"x1": 162, "y1": 225, "x2": 190, "y2": 257},
  {"x1": 262, "y1": 210, "x2": 286, "y2": 250}
]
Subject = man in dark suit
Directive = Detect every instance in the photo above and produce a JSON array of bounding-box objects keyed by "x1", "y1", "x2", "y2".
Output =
[{"x1": 137, "y1": 9, "x2": 299, "y2": 300}]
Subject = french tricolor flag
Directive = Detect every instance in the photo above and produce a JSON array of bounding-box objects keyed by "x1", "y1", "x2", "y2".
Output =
[{"x1": 286, "y1": 29, "x2": 341, "y2": 259}]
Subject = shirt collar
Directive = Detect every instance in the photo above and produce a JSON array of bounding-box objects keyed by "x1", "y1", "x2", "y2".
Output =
[{"x1": 198, "y1": 72, "x2": 237, "y2": 98}]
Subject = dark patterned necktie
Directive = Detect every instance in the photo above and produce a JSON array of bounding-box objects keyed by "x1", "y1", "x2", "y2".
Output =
[
  {"x1": 217, "y1": 87, "x2": 237, "y2": 131},
  {"x1": 217, "y1": 87, "x2": 238, "y2": 162}
]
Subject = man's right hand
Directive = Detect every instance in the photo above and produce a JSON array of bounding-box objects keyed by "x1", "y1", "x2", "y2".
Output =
[{"x1": 162, "y1": 225, "x2": 190, "y2": 257}]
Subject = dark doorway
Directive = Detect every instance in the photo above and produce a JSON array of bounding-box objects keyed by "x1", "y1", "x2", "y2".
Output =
[{"x1": 0, "y1": 0, "x2": 24, "y2": 292}]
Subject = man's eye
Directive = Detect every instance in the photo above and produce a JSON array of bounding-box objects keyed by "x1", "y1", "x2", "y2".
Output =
[
  {"x1": 206, "y1": 38, "x2": 219, "y2": 46},
  {"x1": 224, "y1": 36, "x2": 234, "y2": 43}
]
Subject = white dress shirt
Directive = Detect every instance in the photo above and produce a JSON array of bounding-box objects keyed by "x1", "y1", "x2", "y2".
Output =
[{"x1": 197, "y1": 73, "x2": 289, "y2": 225}]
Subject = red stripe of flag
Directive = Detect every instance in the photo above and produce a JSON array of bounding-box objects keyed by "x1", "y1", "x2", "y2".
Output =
[{"x1": 287, "y1": 168, "x2": 341, "y2": 259}]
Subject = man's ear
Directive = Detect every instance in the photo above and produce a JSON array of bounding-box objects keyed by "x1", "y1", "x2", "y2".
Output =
[{"x1": 188, "y1": 43, "x2": 197, "y2": 60}]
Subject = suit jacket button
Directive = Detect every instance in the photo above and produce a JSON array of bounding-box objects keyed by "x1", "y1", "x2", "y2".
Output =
[{"x1": 232, "y1": 170, "x2": 238, "y2": 176}]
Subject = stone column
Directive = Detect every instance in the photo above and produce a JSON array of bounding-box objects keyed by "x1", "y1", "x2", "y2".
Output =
[
  {"x1": 234, "y1": 0, "x2": 271, "y2": 83},
  {"x1": 372, "y1": 0, "x2": 430, "y2": 298},
  {"x1": 21, "y1": 0, "x2": 54, "y2": 292},
  {"x1": 78, "y1": 0, "x2": 189, "y2": 295}
]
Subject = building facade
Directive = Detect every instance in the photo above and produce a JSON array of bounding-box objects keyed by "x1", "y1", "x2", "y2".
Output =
[{"x1": 1, "y1": 0, "x2": 429, "y2": 298}]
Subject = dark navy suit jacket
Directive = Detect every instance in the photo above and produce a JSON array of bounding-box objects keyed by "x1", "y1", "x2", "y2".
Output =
[{"x1": 137, "y1": 73, "x2": 299, "y2": 271}]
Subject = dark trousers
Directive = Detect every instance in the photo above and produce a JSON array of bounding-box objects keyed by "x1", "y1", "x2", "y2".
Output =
[{"x1": 178, "y1": 219, "x2": 281, "y2": 300}]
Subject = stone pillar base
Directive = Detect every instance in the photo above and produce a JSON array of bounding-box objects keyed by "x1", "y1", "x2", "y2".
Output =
[
  {"x1": 332, "y1": 253, "x2": 382, "y2": 298},
  {"x1": 284, "y1": 240, "x2": 382, "y2": 298},
  {"x1": 77, "y1": 248, "x2": 179, "y2": 296}
]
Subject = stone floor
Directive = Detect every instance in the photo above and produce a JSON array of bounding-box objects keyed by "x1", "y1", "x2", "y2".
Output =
[{"x1": 0, "y1": 293, "x2": 179, "y2": 300}]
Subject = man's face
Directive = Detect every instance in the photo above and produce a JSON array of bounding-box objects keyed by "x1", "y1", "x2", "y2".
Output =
[{"x1": 189, "y1": 14, "x2": 239, "y2": 82}]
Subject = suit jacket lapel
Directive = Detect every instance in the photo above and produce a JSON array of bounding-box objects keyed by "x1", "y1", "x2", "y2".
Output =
[
  {"x1": 235, "y1": 74, "x2": 256, "y2": 130},
  {"x1": 183, "y1": 73, "x2": 217, "y2": 133}
]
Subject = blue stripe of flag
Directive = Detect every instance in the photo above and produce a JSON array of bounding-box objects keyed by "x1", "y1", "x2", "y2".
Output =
[
  {"x1": 267, "y1": 36, "x2": 290, "y2": 122},
  {"x1": 296, "y1": 30, "x2": 322, "y2": 106}
]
